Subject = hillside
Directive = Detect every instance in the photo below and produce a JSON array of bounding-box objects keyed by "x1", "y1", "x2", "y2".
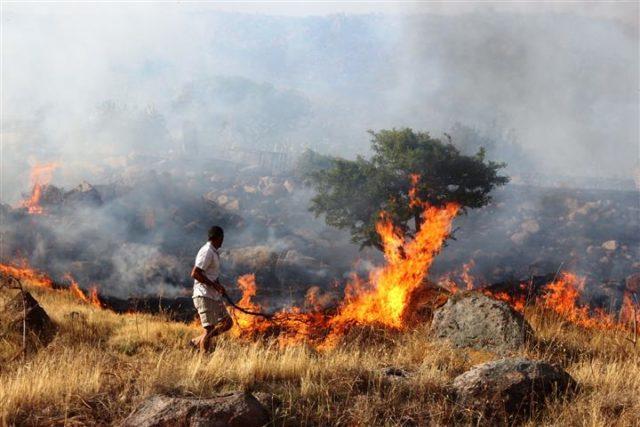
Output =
[{"x1": 1, "y1": 280, "x2": 638, "y2": 426}]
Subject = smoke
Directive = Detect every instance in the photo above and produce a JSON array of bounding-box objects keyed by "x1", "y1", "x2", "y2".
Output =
[
  {"x1": 1, "y1": 3, "x2": 637, "y2": 298},
  {"x1": 3, "y1": 4, "x2": 636, "y2": 200},
  {"x1": 390, "y1": 7, "x2": 638, "y2": 179}
]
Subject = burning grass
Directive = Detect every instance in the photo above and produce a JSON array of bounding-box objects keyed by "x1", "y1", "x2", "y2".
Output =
[
  {"x1": 1, "y1": 282, "x2": 639, "y2": 426},
  {"x1": 2, "y1": 179, "x2": 639, "y2": 424}
]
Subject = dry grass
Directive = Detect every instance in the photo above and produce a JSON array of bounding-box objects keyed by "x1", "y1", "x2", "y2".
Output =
[{"x1": 1, "y1": 285, "x2": 639, "y2": 426}]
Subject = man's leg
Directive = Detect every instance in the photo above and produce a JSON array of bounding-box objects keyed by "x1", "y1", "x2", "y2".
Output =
[
  {"x1": 199, "y1": 325, "x2": 215, "y2": 352},
  {"x1": 199, "y1": 316, "x2": 232, "y2": 352}
]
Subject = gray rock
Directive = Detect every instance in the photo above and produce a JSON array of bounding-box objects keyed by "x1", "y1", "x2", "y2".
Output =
[
  {"x1": 432, "y1": 292, "x2": 533, "y2": 354},
  {"x1": 453, "y1": 358, "x2": 576, "y2": 422},
  {"x1": 381, "y1": 367, "x2": 409, "y2": 378},
  {"x1": 122, "y1": 392, "x2": 270, "y2": 427},
  {"x1": 63, "y1": 181, "x2": 103, "y2": 207}
]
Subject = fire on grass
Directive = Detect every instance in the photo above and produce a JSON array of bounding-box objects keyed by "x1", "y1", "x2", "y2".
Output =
[
  {"x1": 484, "y1": 272, "x2": 640, "y2": 332},
  {"x1": 3, "y1": 169, "x2": 639, "y2": 347},
  {"x1": 229, "y1": 175, "x2": 639, "y2": 346},
  {"x1": 0, "y1": 261, "x2": 102, "y2": 309},
  {"x1": 229, "y1": 178, "x2": 462, "y2": 347}
]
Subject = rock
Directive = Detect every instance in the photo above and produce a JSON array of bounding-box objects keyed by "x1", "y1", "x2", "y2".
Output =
[
  {"x1": 40, "y1": 184, "x2": 65, "y2": 206},
  {"x1": 243, "y1": 185, "x2": 258, "y2": 194},
  {"x1": 63, "y1": 181, "x2": 103, "y2": 207},
  {"x1": 2, "y1": 291, "x2": 57, "y2": 350},
  {"x1": 626, "y1": 273, "x2": 640, "y2": 293},
  {"x1": 381, "y1": 366, "x2": 409, "y2": 378},
  {"x1": 509, "y1": 231, "x2": 528, "y2": 245},
  {"x1": 453, "y1": 358, "x2": 576, "y2": 422},
  {"x1": 251, "y1": 392, "x2": 280, "y2": 414},
  {"x1": 122, "y1": 392, "x2": 270, "y2": 427},
  {"x1": 432, "y1": 292, "x2": 533, "y2": 354},
  {"x1": 258, "y1": 177, "x2": 287, "y2": 197},
  {"x1": 217, "y1": 195, "x2": 240, "y2": 212},
  {"x1": 223, "y1": 246, "x2": 278, "y2": 273},
  {"x1": 520, "y1": 219, "x2": 540, "y2": 234},
  {"x1": 282, "y1": 179, "x2": 295, "y2": 193},
  {"x1": 601, "y1": 240, "x2": 617, "y2": 251}
]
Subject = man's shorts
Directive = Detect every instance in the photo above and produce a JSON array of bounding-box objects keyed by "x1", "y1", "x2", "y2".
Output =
[{"x1": 193, "y1": 296, "x2": 231, "y2": 328}]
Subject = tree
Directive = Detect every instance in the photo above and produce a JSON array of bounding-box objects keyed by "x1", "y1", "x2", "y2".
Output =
[{"x1": 306, "y1": 128, "x2": 509, "y2": 250}]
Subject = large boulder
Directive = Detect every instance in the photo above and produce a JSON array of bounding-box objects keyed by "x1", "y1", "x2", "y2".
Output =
[
  {"x1": 2, "y1": 291, "x2": 57, "y2": 350},
  {"x1": 453, "y1": 358, "x2": 576, "y2": 422},
  {"x1": 432, "y1": 292, "x2": 533, "y2": 354},
  {"x1": 122, "y1": 392, "x2": 270, "y2": 427}
]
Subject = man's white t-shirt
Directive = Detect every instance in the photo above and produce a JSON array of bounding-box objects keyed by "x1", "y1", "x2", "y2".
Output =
[{"x1": 192, "y1": 241, "x2": 221, "y2": 300}]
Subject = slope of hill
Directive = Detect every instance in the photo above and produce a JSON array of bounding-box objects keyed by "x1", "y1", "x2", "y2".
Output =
[{"x1": 1, "y1": 281, "x2": 638, "y2": 426}]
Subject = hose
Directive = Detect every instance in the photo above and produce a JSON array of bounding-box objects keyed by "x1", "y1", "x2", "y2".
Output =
[{"x1": 221, "y1": 292, "x2": 273, "y2": 319}]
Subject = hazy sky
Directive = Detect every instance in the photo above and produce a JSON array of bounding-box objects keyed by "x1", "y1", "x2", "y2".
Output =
[{"x1": 1, "y1": 1, "x2": 638, "y2": 198}]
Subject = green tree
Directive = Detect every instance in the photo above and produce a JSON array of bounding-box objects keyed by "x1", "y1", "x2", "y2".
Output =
[{"x1": 306, "y1": 128, "x2": 509, "y2": 250}]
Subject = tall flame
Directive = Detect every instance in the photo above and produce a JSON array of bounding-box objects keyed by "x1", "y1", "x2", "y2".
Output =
[
  {"x1": 329, "y1": 203, "x2": 459, "y2": 329},
  {"x1": 63, "y1": 273, "x2": 103, "y2": 308},
  {"x1": 21, "y1": 162, "x2": 59, "y2": 214}
]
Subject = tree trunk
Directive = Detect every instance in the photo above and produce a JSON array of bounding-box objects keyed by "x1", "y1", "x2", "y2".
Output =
[{"x1": 414, "y1": 212, "x2": 422, "y2": 233}]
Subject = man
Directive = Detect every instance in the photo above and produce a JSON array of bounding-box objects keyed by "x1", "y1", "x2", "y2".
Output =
[{"x1": 190, "y1": 225, "x2": 233, "y2": 351}]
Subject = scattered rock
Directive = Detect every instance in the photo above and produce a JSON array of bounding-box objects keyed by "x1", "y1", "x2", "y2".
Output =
[
  {"x1": 453, "y1": 358, "x2": 576, "y2": 422},
  {"x1": 432, "y1": 292, "x2": 533, "y2": 354},
  {"x1": 122, "y1": 392, "x2": 270, "y2": 427},
  {"x1": 2, "y1": 291, "x2": 57, "y2": 350},
  {"x1": 521, "y1": 219, "x2": 540, "y2": 234},
  {"x1": 509, "y1": 231, "x2": 528, "y2": 245},
  {"x1": 223, "y1": 246, "x2": 278, "y2": 273},
  {"x1": 283, "y1": 179, "x2": 295, "y2": 193},
  {"x1": 381, "y1": 367, "x2": 408, "y2": 378},
  {"x1": 258, "y1": 177, "x2": 287, "y2": 197},
  {"x1": 601, "y1": 240, "x2": 617, "y2": 251},
  {"x1": 64, "y1": 181, "x2": 103, "y2": 207}
]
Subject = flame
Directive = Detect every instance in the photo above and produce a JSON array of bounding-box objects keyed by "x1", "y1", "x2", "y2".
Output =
[
  {"x1": 230, "y1": 274, "x2": 262, "y2": 333},
  {"x1": 230, "y1": 177, "x2": 460, "y2": 347},
  {"x1": 539, "y1": 272, "x2": 620, "y2": 329},
  {"x1": 62, "y1": 273, "x2": 104, "y2": 308},
  {"x1": 439, "y1": 260, "x2": 477, "y2": 293},
  {"x1": 0, "y1": 261, "x2": 102, "y2": 308},
  {"x1": 490, "y1": 291, "x2": 526, "y2": 312},
  {"x1": 461, "y1": 260, "x2": 476, "y2": 291},
  {"x1": 483, "y1": 272, "x2": 638, "y2": 333},
  {"x1": 21, "y1": 162, "x2": 59, "y2": 215},
  {"x1": 0, "y1": 260, "x2": 54, "y2": 289},
  {"x1": 329, "y1": 203, "x2": 459, "y2": 330}
]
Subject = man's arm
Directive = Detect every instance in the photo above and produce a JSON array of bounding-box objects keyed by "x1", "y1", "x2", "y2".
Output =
[{"x1": 191, "y1": 266, "x2": 227, "y2": 296}]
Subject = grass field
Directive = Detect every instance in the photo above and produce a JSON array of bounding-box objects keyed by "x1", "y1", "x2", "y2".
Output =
[{"x1": 1, "y1": 283, "x2": 639, "y2": 426}]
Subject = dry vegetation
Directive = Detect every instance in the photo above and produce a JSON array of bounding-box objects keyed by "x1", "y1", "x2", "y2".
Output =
[{"x1": 1, "y1": 283, "x2": 639, "y2": 426}]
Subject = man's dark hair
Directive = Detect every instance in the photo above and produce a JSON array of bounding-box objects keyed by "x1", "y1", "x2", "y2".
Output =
[{"x1": 208, "y1": 225, "x2": 224, "y2": 242}]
